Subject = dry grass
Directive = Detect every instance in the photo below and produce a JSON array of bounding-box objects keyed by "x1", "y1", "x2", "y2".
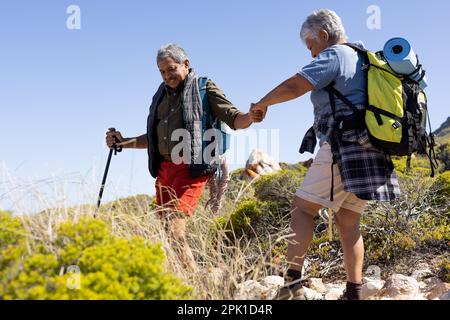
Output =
[{"x1": 1, "y1": 167, "x2": 287, "y2": 300}]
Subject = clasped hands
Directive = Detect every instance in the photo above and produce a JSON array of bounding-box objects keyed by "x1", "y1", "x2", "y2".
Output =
[{"x1": 249, "y1": 102, "x2": 268, "y2": 124}]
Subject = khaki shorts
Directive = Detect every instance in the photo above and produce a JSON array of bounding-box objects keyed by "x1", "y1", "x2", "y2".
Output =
[{"x1": 296, "y1": 143, "x2": 367, "y2": 214}]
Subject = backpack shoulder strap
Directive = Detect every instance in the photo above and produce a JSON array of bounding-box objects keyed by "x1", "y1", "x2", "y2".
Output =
[
  {"x1": 324, "y1": 43, "x2": 369, "y2": 114},
  {"x1": 343, "y1": 43, "x2": 368, "y2": 54},
  {"x1": 198, "y1": 77, "x2": 215, "y2": 125},
  {"x1": 324, "y1": 82, "x2": 360, "y2": 114},
  {"x1": 343, "y1": 43, "x2": 370, "y2": 67},
  {"x1": 198, "y1": 77, "x2": 209, "y2": 110}
]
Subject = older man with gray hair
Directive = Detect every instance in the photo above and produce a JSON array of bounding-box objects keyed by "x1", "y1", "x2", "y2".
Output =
[
  {"x1": 106, "y1": 44, "x2": 262, "y2": 272},
  {"x1": 251, "y1": 9, "x2": 400, "y2": 300}
]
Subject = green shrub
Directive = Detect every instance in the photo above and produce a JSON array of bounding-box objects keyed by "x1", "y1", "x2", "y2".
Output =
[
  {"x1": 0, "y1": 214, "x2": 191, "y2": 300},
  {"x1": 214, "y1": 197, "x2": 292, "y2": 241},
  {"x1": 363, "y1": 230, "x2": 415, "y2": 264},
  {"x1": 420, "y1": 224, "x2": 450, "y2": 244},
  {"x1": 438, "y1": 255, "x2": 450, "y2": 283},
  {"x1": 392, "y1": 156, "x2": 433, "y2": 178},
  {"x1": 254, "y1": 168, "x2": 307, "y2": 211},
  {"x1": 215, "y1": 199, "x2": 263, "y2": 240},
  {"x1": 437, "y1": 142, "x2": 450, "y2": 171},
  {"x1": 432, "y1": 171, "x2": 450, "y2": 198},
  {"x1": 360, "y1": 208, "x2": 449, "y2": 269}
]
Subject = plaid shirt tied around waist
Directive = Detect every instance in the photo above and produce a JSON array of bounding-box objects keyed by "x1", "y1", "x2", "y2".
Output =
[{"x1": 300, "y1": 106, "x2": 401, "y2": 202}]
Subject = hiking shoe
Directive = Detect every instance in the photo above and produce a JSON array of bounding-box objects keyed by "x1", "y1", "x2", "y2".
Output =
[
  {"x1": 338, "y1": 282, "x2": 363, "y2": 300},
  {"x1": 274, "y1": 279, "x2": 309, "y2": 300},
  {"x1": 338, "y1": 290, "x2": 362, "y2": 300}
]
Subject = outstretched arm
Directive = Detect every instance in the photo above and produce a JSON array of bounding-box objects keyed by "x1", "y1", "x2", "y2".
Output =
[{"x1": 251, "y1": 74, "x2": 314, "y2": 118}]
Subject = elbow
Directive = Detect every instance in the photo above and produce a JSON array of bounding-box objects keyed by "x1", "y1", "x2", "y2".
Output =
[
  {"x1": 286, "y1": 82, "x2": 303, "y2": 98},
  {"x1": 286, "y1": 75, "x2": 313, "y2": 98}
]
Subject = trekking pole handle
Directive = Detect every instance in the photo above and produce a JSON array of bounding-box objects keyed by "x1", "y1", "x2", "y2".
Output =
[{"x1": 108, "y1": 127, "x2": 122, "y2": 154}]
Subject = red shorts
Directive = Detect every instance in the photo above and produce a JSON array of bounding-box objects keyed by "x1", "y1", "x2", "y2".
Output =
[{"x1": 155, "y1": 162, "x2": 209, "y2": 217}]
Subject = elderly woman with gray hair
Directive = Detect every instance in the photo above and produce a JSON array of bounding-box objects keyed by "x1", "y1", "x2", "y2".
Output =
[{"x1": 251, "y1": 9, "x2": 400, "y2": 300}]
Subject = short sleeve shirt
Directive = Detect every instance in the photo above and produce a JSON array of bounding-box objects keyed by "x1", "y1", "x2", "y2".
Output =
[{"x1": 298, "y1": 42, "x2": 367, "y2": 144}]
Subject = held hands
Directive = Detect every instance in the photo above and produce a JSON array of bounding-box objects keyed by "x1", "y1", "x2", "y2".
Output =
[{"x1": 249, "y1": 103, "x2": 268, "y2": 123}]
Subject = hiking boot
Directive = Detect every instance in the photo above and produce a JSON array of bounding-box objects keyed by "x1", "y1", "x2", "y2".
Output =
[
  {"x1": 338, "y1": 290, "x2": 360, "y2": 300},
  {"x1": 275, "y1": 283, "x2": 305, "y2": 300},
  {"x1": 338, "y1": 282, "x2": 363, "y2": 300},
  {"x1": 274, "y1": 279, "x2": 310, "y2": 300}
]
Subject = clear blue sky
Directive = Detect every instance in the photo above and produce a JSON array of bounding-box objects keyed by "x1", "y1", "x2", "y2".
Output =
[{"x1": 1, "y1": 0, "x2": 449, "y2": 213}]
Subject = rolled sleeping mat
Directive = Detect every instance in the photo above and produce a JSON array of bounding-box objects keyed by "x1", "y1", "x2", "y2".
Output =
[{"x1": 383, "y1": 37, "x2": 428, "y2": 90}]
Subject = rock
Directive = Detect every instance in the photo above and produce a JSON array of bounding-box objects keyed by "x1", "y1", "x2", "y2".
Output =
[
  {"x1": 384, "y1": 274, "x2": 420, "y2": 298},
  {"x1": 325, "y1": 281, "x2": 346, "y2": 292},
  {"x1": 324, "y1": 288, "x2": 344, "y2": 300},
  {"x1": 439, "y1": 289, "x2": 450, "y2": 300},
  {"x1": 244, "y1": 150, "x2": 281, "y2": 180},
  {"x1": 422, "y1": 276, "x2": 442, "y2": 288},
  {"x1": 365, "y1": 265, "x2": 382, "y2": 281},
  {"x1": 235, "y1": 277, "x2": 285, "y2": 300},
  {"x1": 411, "y1": 265, "x2": 433, "y2": 281},
  {"x1": 361, "y1": 278, "x2": 385, "y2": 300},
  {"x1": 243, "y1": 168, "x2": 259, "y2": 179},
  {"x1": 390, "y1": 293, "x2": 427, "y2": 300},
  {"x1": 426, "y1": 282, "x2": 450, "y2": 300},
  {"x1": 260, "y1": 276, "x2": 285, "y2": 300},
  {"x1": 261, "y1": 275, "x2": 284, "y2": 288},
  {"x1": 307, "y1": 278, "x2": 327, "y2": 293},
  {"x1": 303, "y1": 287, "x2": 323, "y2": 300},
  {"x1": 420, "y1": 277, "x2": 443, "y2": 295},
  {"x1": 234, "y1": 280, "x2": 267, "y2": 300}
]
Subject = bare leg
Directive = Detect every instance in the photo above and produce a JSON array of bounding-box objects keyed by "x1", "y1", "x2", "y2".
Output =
[
  {"x1": 334, "y1": 208, "x2": 364, "y2": 284},
  {"x1": 286, "y1": 197, "x2": 322, "y2": 272},
  {"x1": 161, "y1": 213, "x2": 199, "y2": 273}
]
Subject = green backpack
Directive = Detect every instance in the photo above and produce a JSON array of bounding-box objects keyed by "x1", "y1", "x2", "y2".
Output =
[{"x1": 325, "y1": 43, "x2": 438, "y2": 176}]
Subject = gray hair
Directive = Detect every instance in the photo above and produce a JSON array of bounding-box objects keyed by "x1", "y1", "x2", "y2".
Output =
[
  {"x1": 156, "y1": 43, "x2": 189, "y2": 64},
  {"x1": 300, "y1": 9, "x2": 347, "y2": 44}
]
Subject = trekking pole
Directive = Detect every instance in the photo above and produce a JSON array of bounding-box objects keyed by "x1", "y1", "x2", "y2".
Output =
[{"x1": 95, "y1": 128, "x2": 122, "y2": 217}]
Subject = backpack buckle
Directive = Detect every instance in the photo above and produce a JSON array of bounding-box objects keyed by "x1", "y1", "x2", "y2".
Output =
[{"x1": 392, "y1": 121, "x2": 402, "y2": 129}]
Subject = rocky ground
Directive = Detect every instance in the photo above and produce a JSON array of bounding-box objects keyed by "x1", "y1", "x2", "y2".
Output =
[{"x1": 227, "y1": 263, "x2": 450, "y2": 300}]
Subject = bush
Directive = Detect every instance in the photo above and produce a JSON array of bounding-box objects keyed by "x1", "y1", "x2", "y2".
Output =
[
  {"x1": 0, "y1": 211, "x2": 25, "y2": 250},
  {"x1": 438, "y1": 255, "x2": 450, "y2": 283},
  {"x1": 437, "y1": 143, "x2": 450, "y2": 171},
  {"x1": 360, "y1": 204, "x2": 449, "y2": 271},
  {"x1": 214, "y1": 199, "x2": 263, "y2": 240},
  {"x1": 216, "y1": 197, "x2": 294, "y2": 238},
  {"x1": 392, "y1": 156, "x2": 433, "y2": 178},
  {"x1": 0, "y1": 214, "x2": 191, "y2": 300},
  {"x1": 416, "y1": 215, "x2": 450, "y2": 248},
  {"x1": 432, "y1": 171, "x2": 450, "y2": 198},
  {"x1": 254, "y1": 168, "x2": 307, "y2": 212}
]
